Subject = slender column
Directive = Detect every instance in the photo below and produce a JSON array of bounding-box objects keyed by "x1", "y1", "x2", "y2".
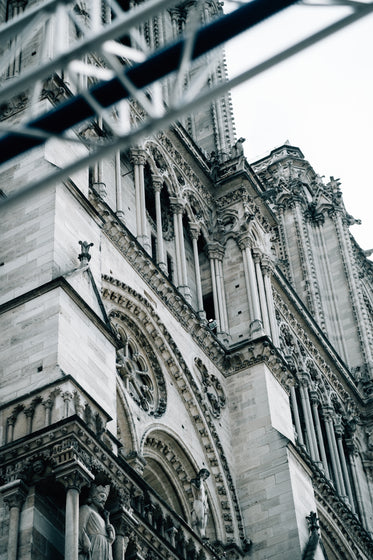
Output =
[
  {"x1": 208, "y1": 255, "x2": 220, "y2": 330},
  {"x1": 131, "y1": 149, "x2": 150, "y2": 252},
  {"x1": 335, "y1": 419, "x2": 355, "y2": 510},
  {"x1": 207, "y1": 243, "x2": 228, "y2": 334},
  {"x1": 55, "y1": 463, "x2": 94, "y2": 560},
  {"x1": 323, "y1": 407, "x2": 347, "y2": 498},
  {"x1": 347, "y1": 444, "x2": 368, "y2": 528},
  {"x1": 238, "y1": 236, "x2": 263, "y2": 337},
  {"x1": 115, "y1": 151, "x2": 125, "y2": 220},
  {"x1": 253, "y1": 250, "x2": 270, "y2": 335},
  {"x1": 92, "y1": 160, "x2": 107, "y2": 198},
  {"x1": 152, "y1": 176, "x2": 167, "y2": 273},
  {"x1": 309, "y1": 390, "x2": 330, "y2": 478},
  {"x1": 262, "y1": 259, "x2": 280, "y2": 346},
  {"x1": 289, "y1": 384, "x2": 305, "y2": 447},
  {"x1": 1, "y1": 480, "x2": 28, "y2": 560},
  {"x1": 43, "y1": 397, "x2": 54, "y2": 426},
  {"x1": 217, "y1": 258, "x2": 229, "y2": 332},
  {"x1": 299, "y1": 377, "x2": 320, "y2": 464},
  {"x1": 170, "y1": 198, "x2": 190, "y2": 301},
  {"x1": 112, "y1": 510, "x2": 132, "y2": 560},
  {"x1": 189, "y1": 223, "x2": 205, "y2": 318}
]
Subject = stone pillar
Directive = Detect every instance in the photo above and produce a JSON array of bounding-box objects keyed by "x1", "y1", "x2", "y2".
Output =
[
  {"x1": 131, "y1": 149, "x2": 150, "y2": 252},
  {"x1": 43, "y1": 396, "x2": 54, "y2": 426},
  {"x1": 322, "y1": 406, "x2": 347, "y2": 498},
  {"x1": 112, "y1": 510, "x2": 134, "y2": 560},
  {"x1": 170, "y1": 197, "x2": 191, "y2": 301},
  {"x1": 189, "y1": 222, "x2": 205, "y2": 318},
  {"x1": 309, "y1": 390, "x2": 330, "y2": 478},
  {"x1": 1, "y1": 479, "x2": 28, "y2": 560},
  {"x1": 334, "y1": 418, "x2": 355, "y2": 510},
  {"x1": 299, "y1": 377, "x2": 320, "y2": 465},
  {"x1": 238, "y1": 236, "x2": 263, "y2": 338},
  {"x1": 289, "y1": 383, "x2": 305, "y2": 447},
  {"x1": 253, "y1": 249, "x2": 270, "y2": 335},
  {"x1": 92, "y1": 160, "x2": 107, "y2": 198},
  {"x1": 115, "y1": 151, "x2": 125, "y2": 221},
  {"x1": 262, "y1": 259, "x2": 280, "y2": 346},
  {"x1": 347, "y1": 443, "x2": 368, "y2": 528},
  {"x1": 206, "y1": 242, "x2": 228, "y2": 335},
  {"x1": 152, "y1": 175, "x2": 167, "y2": 273},
  {"x1": 55, "y1": 462, "x2": 94, "y2": 560}
]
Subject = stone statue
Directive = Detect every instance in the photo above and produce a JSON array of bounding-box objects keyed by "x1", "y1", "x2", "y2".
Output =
[
  {"x1": 190, "y1": 469, "x2": 210, "y2": 539},
  {"x1": 79, "y1": 484, "x2": 115, "y2": 560}
]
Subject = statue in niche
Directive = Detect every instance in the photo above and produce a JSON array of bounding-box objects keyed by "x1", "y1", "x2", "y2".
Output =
[
  {"x1": 190, "y1": 469, "x2": 210, "y2": 539},
  {"x1": 79, "y1": 484, "x2": 115, "y2": 559}
]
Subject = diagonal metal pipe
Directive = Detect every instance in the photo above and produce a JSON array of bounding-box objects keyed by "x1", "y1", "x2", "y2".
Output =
[{"x1": 0, "y1": 0, "x2": 297, "y2": 164}]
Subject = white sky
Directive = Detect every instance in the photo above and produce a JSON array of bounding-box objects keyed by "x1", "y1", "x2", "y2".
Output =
[{"x1": 225, "y1": 2, "x2": 373, "y2": 254}]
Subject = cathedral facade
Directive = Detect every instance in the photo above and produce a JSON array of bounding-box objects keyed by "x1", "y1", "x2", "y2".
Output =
[{"x1": 1, "y1": 1, "x2": 373, "y2": 559}]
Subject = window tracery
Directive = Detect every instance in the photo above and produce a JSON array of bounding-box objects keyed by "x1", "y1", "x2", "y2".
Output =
[{"x1": 112, "y1": 319, "x2": 167, "y2": 417}]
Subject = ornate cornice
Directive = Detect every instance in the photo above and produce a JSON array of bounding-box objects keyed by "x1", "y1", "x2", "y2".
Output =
[{"x1": 0, "y1": 417, "x2": 222, "y2": 560}]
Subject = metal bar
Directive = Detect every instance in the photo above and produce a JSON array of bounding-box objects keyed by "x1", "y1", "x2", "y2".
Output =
[
  {"x1": 1, "y1": 0, "x2": 373, "y2": 210},
  {"x1": 0, "y1": 0, "x2": 298, "y2": 164},
  {"x1": 0, "y1": 0, "x2": 184, "y2": 102}
]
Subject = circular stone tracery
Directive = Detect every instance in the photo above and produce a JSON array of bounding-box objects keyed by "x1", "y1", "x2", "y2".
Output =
[{"x1": 111, "y1": 315, "x2": 167, "y2": 417}]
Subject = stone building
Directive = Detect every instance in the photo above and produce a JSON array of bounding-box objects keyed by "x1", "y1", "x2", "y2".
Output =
[{"x1": 1, "y1": 1, "x2": 373, "y2": 559}]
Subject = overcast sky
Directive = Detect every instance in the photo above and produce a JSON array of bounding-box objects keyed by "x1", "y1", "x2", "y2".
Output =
[{"x1": 225, "y1": 2, "x2": 373, "y2": 254}]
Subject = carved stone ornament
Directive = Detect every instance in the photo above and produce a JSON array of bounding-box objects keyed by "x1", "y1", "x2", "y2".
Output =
[
  {"x1": 195, "y1": 357, "x2": 226, "y2": 418},
  {"x1": 112, "y1": 318, "x2": 167, "y2": 417}
]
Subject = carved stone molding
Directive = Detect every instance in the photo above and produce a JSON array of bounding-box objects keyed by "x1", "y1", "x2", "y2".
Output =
[
  {"x1": 102, "y1": 278, "x2": 246, "y2": 546},
  {"x1": 0, "y1": 479, "x2": 28, "y2": 510}
]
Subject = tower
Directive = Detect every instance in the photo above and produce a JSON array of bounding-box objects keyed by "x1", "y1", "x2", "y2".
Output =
[{"x1": 1, "y1": 2, "x2": 373, "y2": 560}]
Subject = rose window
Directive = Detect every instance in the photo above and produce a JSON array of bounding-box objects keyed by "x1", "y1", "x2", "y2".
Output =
[{"x1": 112, "y1": 318, "x2": 166, "y2": 417}]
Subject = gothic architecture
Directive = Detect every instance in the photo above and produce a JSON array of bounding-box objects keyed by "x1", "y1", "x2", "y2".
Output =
[{"x1": 1, "y1": 1, "x2": 373, "y2": 560}]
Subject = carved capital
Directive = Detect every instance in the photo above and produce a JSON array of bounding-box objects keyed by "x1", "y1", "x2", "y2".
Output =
[
  {"x1": 206, "y1": 242, "x2": 225, "y2": 261},
  {"x1": 189, "y1": 222, "x2": 201, "y2": 241},
  {"x1": 54, "y1": 460, "x2": 93, "y2": 492},
  {"x1": 130, "y1": 148, "x2": 146, "y2": 166},
  {"x1": 169, "y1": 196, "x2": 185, "y2": 215},
  {"x1": 151, "y1": 174, "x2": 163, "y2": 192},
  {"x1": 252, "y1": 248, "x2": 262, "y2": 264},
  {"x1": 322, "y1": 405, "x2": 335, "y2": 423},
  {"x1": 237, "y1": 234, "x2": 251, "y2": 251},
  {"x1": 261, "y1": 257, "x2": 273, "y2": 276},
  {"x1": 1, "y1": 479, "x2": 28, "y2": 510}
]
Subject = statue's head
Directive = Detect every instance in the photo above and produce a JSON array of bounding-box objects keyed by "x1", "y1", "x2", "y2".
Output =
[{"x1": 88, "y1": 484, "x2": 110, "y2": 507}]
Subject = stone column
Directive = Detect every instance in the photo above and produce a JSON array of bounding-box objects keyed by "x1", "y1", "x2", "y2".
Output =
[
  {"x1": 189, "y1": 222, "x2": 205, "y2": 318},
  {"x1": 131, "y1": 149, "x2": 150, "y2": 252},
  {"x1": 112, "y1": 509, "x2": 134, "y2": 560},
  {"x1": 1, "y1": 479, "x2": 28, "y2": 560},
  {"x1": 253, "y1": 249, "x2": 270, "y2": 335},
  {"x1": 238, "y1": 236, "x2": 263, "y2": 338},
  {"x1": 115, "y1": 151, "x2": 125, "y2": 221},
  {"x1": 289, "y1": 383, "x2": 305, "y2": 447},
  {"x1": 152, "y1": 175, "x2": 167, "y2": 273},
  {"x1": 322, "y1": 406, "x2": 347, "y2": 498},
  {"x1": 262, "y1": 259, "x2": 280, "y2": 346},
  {"x1": 55, "y1": 462, "x2": 94, "y2": 560},
  {"x1": 299, "y1": 376, "x2": 320, "y2": 465},
  {"x1": 92, "y1": 160, "x2": 107, "y2": 198},
  {"x1": 207, "y1": 243, "x2": 228, "y2": 334},
  {"x1": 334, "y1": 418, "x2": 355, "y2": 510},
  {"x1": 170, "y1": 197, "x2": 191, "y2": 301},
  {"x1": 309, "y1": 390, "x2": 330, "y2": 478},
  {"x1": 347, "y1": 442, "x2": 368, "y2": 528}
]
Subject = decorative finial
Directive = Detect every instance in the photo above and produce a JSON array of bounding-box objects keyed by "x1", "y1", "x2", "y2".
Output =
[{"x1": 78, "y1": 241, "x2": 94, "y2": 265}]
